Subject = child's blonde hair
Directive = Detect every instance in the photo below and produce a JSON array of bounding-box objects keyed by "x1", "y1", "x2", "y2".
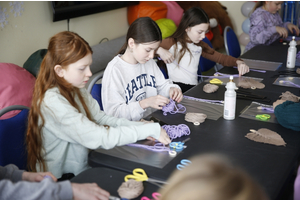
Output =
[{"x1": 158, "y1": 153, "x2": 269, "y2": 200}]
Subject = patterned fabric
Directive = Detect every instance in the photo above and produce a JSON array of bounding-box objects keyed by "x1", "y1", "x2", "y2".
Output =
[{"x1": 245, "y1": 7, "x2": 289, "y2": 52}]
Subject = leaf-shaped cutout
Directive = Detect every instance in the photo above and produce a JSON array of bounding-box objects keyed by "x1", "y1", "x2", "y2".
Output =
[{"x1": 245, "y1": 128, "x2": 286, "y2": 146}]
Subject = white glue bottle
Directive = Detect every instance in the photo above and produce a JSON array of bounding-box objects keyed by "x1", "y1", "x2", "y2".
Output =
[
  {"x1": 286, "y1": 36, "x2": 297, "y2": 68},
  {"x1": 223, "y1": 76, "x2": 237, "y2": 120}
]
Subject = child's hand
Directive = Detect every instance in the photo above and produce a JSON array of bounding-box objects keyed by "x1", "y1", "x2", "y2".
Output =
[
  {"x1": 157, "y1": 127, "x2": 171, "y2": 145},
  {"x1": 156, "y1": 47, "x2": 174, "y2": 64},
  {"x1": 287, "y1": 23, "x2": 300, "y2": 36},
  {"x1": 273, "y1": 99, "x2": 286, "y2": 109},
  {"x1": 236, "y1": 60, "x2": 250, "y2": 76},
  {"x1": 276, "y1": 26, "x2": 288, "y2": 38},
  {"x1": 22, "y1": 171, "x2": 57, "y2": 182},
  {"x1": 72, "y1": 183, "x2": 110, "y2": 200},
  {"x1": 169, "y1": 87, "x2": 183, "y2": 102},
  {"x1": 139, "y1": 95, "x2": 170, "y2": 110}
]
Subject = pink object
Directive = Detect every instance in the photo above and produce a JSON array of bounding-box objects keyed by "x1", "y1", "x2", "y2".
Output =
[
  {"x1": 294, "y1": 166, "x2": 300, "y2": 200},
  {"x1": 0, "y1": 63, "x2": 36, "y2": 119},
  {"x1": 161, "y1": 1, "x2": 183, "y2": 27}
]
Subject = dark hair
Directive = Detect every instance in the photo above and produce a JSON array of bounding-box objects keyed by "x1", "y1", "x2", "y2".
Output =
[
  {"x1": 118, "y1": 17, "x2": 162, "y2": 54},
  {"x1": 26, "y1": 31, "x2": 94, "y2": 172},
  {"x1": 171, "y1": 7, "x2": 210, "y2": 64}
]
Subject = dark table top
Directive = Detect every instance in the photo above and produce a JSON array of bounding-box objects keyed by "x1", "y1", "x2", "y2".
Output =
[
  {"x1": 71, "y1": 167, "x2": 159, "y2": 199},
  {"x1": 84, "y1": 41, "x2": 300, "y2": 200}
]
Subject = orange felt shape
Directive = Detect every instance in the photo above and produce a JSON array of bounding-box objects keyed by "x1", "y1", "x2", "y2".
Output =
[{"x1": 127, "y1": 1, "x2": 168, "y2": 25}]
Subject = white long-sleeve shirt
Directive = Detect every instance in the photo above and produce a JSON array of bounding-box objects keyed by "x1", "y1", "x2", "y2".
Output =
[
  {"x1": 166, "y1": 42, "x2": 202, "y2": 85},
  {"x1": 38, "y1": 87, "x2": 161, "y2": 178},
  {"x1": 102, "y1": 55, "x2": 180, "y2": 121}
]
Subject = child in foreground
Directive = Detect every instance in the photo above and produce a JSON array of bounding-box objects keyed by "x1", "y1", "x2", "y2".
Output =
[{"x1": 158, "y1": 153, "x2": 269, "y2": 200}]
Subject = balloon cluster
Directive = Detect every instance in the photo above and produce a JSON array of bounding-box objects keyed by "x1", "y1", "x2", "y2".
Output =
[{"x1": 239, "y1": 1, "x2": 256, "y2": 46}]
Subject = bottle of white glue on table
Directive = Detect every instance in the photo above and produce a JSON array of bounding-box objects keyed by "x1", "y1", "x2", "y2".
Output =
[
  {"x1": 286, "y1": 36, "x2": 297, "y2": 68},
  {"x1": 223, "y1": 76, "x2": 236, "y2": 120}
]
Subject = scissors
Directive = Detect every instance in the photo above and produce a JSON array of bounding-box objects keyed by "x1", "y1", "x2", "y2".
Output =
[
  {"x1": 141, "y1": 192, "x2": 161, "y2": 200},
  {"x1": 255, "y1": 114, "x2": 271, "y2": 121},
  {"x1": 125, "y1": 168, "x2": 167, "y2": 188},
  {"x1": 176, "y1": 159, "x2": 192, "y2": 170},
  {"x1": 169, "y1": 138, "x2": 190, "y2": 151}
]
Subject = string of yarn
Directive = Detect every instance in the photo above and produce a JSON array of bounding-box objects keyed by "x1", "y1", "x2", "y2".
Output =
[
  {"x1": 184, "y1": 95, "x2": 224, "y2": 104},
  {"x1": 162, "y1": 99, "x2": 186, "y2": 116},
  {"x1": 127, "y1": 124, "x2": 191, "y2": 152},
  {"x1": 280, "y1": 80, "x2": 300, "y2": 88},
  {"x1": 162, "y1": 124, "x2": 190, "y2": 140},
  {"x1": 157, "y1": 57, "x2": 239, "y2": 79}
]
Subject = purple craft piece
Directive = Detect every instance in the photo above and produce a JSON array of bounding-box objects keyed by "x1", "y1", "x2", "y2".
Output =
[
  {"x1": 162, "y1": 99, "x2": 186, "y2": 116},
  {"x1": 126, "y1": 124, "x2": 191, "y2": 152},
  {"x1": 297, "y1": 51, "x2": 300, "y2": 59}
]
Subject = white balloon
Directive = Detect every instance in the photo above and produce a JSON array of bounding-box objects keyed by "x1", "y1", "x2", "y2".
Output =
[
  {"x1": 239, "y1": 32, "x2": 250, "y2": 46},
  {"x1": 241, "y1": 1, "x2": 256, "y2": 17}
]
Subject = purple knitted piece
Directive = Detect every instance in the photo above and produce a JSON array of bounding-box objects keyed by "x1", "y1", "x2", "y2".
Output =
[
  {"x1": 162, "y1": 99, "x2": 186, "y2": 116},
  {"x1": 297, "y1": 51, "x2": 300, "y2": 59},
  {"x1": 127, "y1": 124, "x2": 191, "y2": 152},
  {"x1": 162, "y1": 124, "x2": 190, "y2": 140}
]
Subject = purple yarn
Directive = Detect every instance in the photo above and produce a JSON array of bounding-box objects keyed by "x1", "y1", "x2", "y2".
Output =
[
  {"x1": 157, "y1": 57, "x2": 239, "y2": 79},
  {"x1": 127, "y1": 124, "x2": 191, "y2": 152},
  {"x1": 184, "y1": 95, "x2": 224, "y2": 104},
  {"x1": 127, "y1": 143, "x2": 170, "y2": 152},
  {"x1": 281, "y1": 80, "x2": 300, "y2": 88},
  {"x1": 297, "y1": 51, "x2": 300, "y2": 59},
  {"x1": 162, "y1": 99, "x2": 186, "y2": 116},
  {"x1": 162, "y1": 124, "x2": 190, "y2": 140}
]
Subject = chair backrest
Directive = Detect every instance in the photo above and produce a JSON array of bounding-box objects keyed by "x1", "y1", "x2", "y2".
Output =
[
  {"x1": 0, "y1": 105, "x2": 30, "y2": 170},
  {"x1": 198, "y1": 37, "x2": 216, "y2": 81},
  {"x1": 91, "y1": 84, "x2": 103, "y2": 110},
  {"x1": 23, "y1": 49, "x2": 47, "y2": 77},
  {"x1": 86, "y1": 71, "x2": 104, "y2": 110},
  {"x1": 198, "y1": 37, "x2": 216, "y2": 73},
  {"x1": 224, "y1": 26, "x2": 241, "y2": 58}
]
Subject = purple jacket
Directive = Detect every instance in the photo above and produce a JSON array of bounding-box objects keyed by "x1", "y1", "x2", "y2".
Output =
[{"x1": 245, "y1": 7, "x2": 289, "y2": 52}]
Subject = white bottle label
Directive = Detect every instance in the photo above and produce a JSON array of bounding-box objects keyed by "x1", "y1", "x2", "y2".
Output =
[{"x1": 224, "y1": 96, "x2": 236, "y2": 120}]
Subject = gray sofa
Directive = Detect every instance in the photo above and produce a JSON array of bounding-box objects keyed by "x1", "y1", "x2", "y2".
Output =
[{"x1": 86, "y1": 35, "x2": 126, "y2": 93}]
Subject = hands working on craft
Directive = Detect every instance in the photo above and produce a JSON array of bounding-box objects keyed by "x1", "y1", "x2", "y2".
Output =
[
  {"x1": 22, "y1": 171, "x2": 57, "y2": 182},
  {"x1": 23, "y1": 170, "x2": 110, "y2": 200},
  {"x1": 276, "y1": 24, "x2": 300, "y2": 38},
  {"x1": 157, "y1": 47, "x2": 250, "y2": 77},
  {"x1": 145, "y1": 127, "x2": 171, "y2": 145},
  {"x1": 236, "y1": 60, "x2": 250, "y2": 76},
  {"x1": 139, "y1": 88, "x2": 183, "y2": 110}
]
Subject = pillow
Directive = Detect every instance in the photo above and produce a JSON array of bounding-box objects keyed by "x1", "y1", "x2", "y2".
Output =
[
  {"x1": 0, "y1": 63, "x2": 36, "y2": 119},
  {"x1": 156, "y1": 18, "x2": 177, "y2": 39},
  {"x1": 127, "y1": 1, "x2": 167, "y2": 25},
  {"x1": 161, "y1": 1, "x2": 183, "y2": 27}
]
